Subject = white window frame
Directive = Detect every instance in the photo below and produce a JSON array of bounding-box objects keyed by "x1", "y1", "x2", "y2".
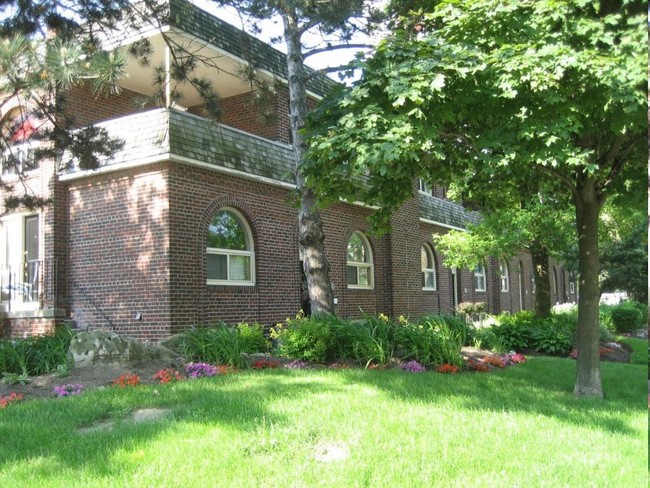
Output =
[
  {"x1": 474, "y1": 265, "x2": 487, "y2": 292},
  {"x1": 347, "y1": 232, "x2": 374, "y2": 289},
  {"x1": 569, "y1": 281, "x2": 575, "y2": 294},
  {"x1": 500, "y1": 261, "x2": 509, "y2": 292},
  {"x1": 418, "y1": 179, "x2": 432, "y2": 195},
  {"x1": 206, "y1": 208, "x2": 255, "y2": 286},
  {"x1": 1, "y1": 142, "x2": 36, "y2": 177},
  {"x1": 421, "y1": 245, "x2": 437, "y2": 291}
]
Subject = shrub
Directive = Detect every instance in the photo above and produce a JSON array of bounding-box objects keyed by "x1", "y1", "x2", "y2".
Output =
[
  {"x1": 492, "y1": 312, "x2": 536, "y2": 351},
  {"x1": 610, "y1": 305, "x2": 643, "y2": 333},
  {"x1": 397, "y1": 315, "x2": 466, "y2": 367},
  {"x1": 273, "y1": 316, "x2": 333, "y2": 363},
  {"x1": 0, "y1": 325, "x2": 73, "y2": 377},
  {"x1": 530, "y1": 322, "x2": 574, "y2": 355},
  {"x1": 237, "y1": 323, "x2": 270, "y2": 354},
  {"x1": 173, "y1": 323, "x2": 253, "y2": 369},
  {"x1": 350, "y1": 315, "x2": 400, "y2": 366}
]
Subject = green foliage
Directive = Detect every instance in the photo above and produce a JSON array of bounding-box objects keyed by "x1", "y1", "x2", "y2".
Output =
[
  {"x1": 601, "y1": 222, "x2": 648, "y2": 302},
  {"x1": 172, "y1": 323, "x2": 269, "y2": 369},
  {"x1": 273, "y1": 316, "x2": 333, "y2": 363},
  {"x1": 610, "y1": 306, "x2": 643, "y2": 333},
  {"x1": 492, "y1": 312, "x2": 537, "y2": 351},
  {"x1": 236, "y1": 322, "x2": 270, "y2": 354},
  {"x1": 0, "y1": 326, "x2": 73, "y2": 377},
  {"x1": 530, "y1": 316, "x2": 576, "y2": 355},
  {"x1": 397, "y1": 315, "x2": 467, "y2": 367}
]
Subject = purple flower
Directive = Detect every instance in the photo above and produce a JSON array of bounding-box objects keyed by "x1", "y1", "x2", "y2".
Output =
[
  {"x1": 185, "y1": 362, "x2": 218, "y2": 379},
  {"x1": 400, "y1": 360, "x2": 426, "y2": 373},
  {"x1": 284, "y1": 360, "x2": 309, "y2": 369},
  {"x1": 53, "y1": 383, "x2": 85, "y2": 397}
]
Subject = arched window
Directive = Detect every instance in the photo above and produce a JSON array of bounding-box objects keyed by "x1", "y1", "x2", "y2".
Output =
[
  {"x1": 1, "y1": 108, "x2": 37, "y2": 176},
  {"x1": 499, "y1": 260, "x2": 509, "y2": 292},
  {"x1": 421, "y1": 245, "x2": 437, "y2": 290},
  {"x1": 474, "y1": 265, "x2": 486, "y2": 292},
  {"x1": 347, "y1": 232, "x2": 373, "y2": 288},
  {"x1": 206, "y1": 208, "x2": 254, "y2": 285}
]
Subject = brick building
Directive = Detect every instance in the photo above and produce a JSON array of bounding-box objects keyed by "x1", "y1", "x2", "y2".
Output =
[{"x1": 0, "y1": 0, "x2": 576, "y2": 340}]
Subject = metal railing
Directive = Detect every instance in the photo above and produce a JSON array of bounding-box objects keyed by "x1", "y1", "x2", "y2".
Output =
[{"x1": 0, "y1": 259, "x2": 58, "y2": 310}]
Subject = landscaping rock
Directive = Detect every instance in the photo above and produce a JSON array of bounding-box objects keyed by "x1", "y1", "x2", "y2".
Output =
[{"x1": 68, "y1": 330, "x2": 181, "y2": 367}]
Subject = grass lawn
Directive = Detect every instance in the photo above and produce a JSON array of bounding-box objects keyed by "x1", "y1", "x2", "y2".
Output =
[{"x1": 0, "y1": 349, "x2": 647, "y2": 487}]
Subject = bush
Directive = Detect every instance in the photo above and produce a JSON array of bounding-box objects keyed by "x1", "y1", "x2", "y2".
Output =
[
  {"x1": 0, "y1": 326, "x2": 73, "y2": 377},
  {"x1": 273, "y1": 316, "x2": 333, "y2": 363},
  {"x1": 351, "y1": 315, "x2": 400, "y2": 366},
  {"x1": 610, "y1": 306, "x2": 643, "y2": 333},
  {"x1": 492, "y1": 312, "x2": 537, "y2": 351},
  {"x1": 173, "y1": 323, "x2": 256, "y2": 369},
  {"x1": 530, "y1": 319, "x2": 575, "y2": 355},
  {"x1": 237, "y1": 322, "x2": 270, "y2": 354},
  {"x1": 397, "y1": 315, "x2": 467, "y2": 367}
]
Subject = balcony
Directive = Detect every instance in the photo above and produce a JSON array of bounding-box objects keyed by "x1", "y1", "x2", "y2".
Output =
[
  {"x1": 59, "y1": 108, "x2": 297, "y2": 188},
  {"x1": 0, "y1": 259, "x2": 58, "y2": 313}
]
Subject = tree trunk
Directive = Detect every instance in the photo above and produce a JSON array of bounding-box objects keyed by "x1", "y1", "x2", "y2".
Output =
[
  {"x1": 284, "y1": 15, "x2": 335, "y2": 315},
  {"x1": 530, "y1": 240, "x2": 551, "y2": 318},
  {"x1": 573, "y1": 177, "x2": 603, "y2": 398}
]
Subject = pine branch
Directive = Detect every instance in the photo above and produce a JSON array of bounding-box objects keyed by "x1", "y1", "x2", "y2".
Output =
[{"x1": 303, "y1": 42, "x2": 374, "y2": 59}]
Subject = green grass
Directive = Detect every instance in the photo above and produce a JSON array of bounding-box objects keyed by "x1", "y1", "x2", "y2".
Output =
[
  {"x1": 0, "y1": 357, "x2": 647, "y2": 487},
  {"x1": 617, "y1": 337, "x2": 648, "y2": 365}
]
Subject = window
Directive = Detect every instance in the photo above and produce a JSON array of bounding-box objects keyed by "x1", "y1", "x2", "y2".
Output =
[
  {"x1": 421, "y1": 245, "x2": 437, "y2": 290},
  {"x1": 1, "y1": 109, "x2": 38, "y2": 176},
  {"x1": 499, "y1": 261, "x2": 509, "y2": 292},
  {"x1": 569, "y1": 281, "x2": 575, "y2": 294},
  {"x1": 0, "y1": 213, "x2": 40, "y2": 305},
  {"x1": 206, "y1": 209, "x2": 254, "y2": 285},
  {"x1": 347, "y1": 232, "x2": 373, "y2": 288},
  {"x1": 474, "y1": 265, "x2": 486, "y2": 292},
  {"x1": 418, "y1": 179, "x2": 432, "y2": 195}
]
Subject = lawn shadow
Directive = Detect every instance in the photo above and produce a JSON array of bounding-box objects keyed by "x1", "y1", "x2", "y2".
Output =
[{"x1": 338, "y1": 356, "x2": 646, "y2": 436}]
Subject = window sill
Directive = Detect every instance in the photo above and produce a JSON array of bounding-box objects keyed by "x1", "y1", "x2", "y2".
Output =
[{"x1": 206, "y1": 281, "x2": 255, "y2": 287}]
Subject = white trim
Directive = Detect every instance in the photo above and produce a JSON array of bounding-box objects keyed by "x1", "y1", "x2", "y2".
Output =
[
  {"x1": 474, "y1": 265, "x2": 487, "y2": 292},
  {"x1": 419, "y1": 217, "x2": 466, "y2": 232},
  {"x1": 500, "y1": 261, "x2": 510, "y2": 292},
  {"x1": 206, "y1": 208, "x2": 256, "y2": 286},
  {"x1": 421, "y1": 244, "x2": 437, "y2": 291},
  {"x1": 346, "y1": 232, "x2": 374, "y2": 289}
]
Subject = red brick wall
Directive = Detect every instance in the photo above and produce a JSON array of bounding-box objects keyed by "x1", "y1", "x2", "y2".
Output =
[
  {"x1": 0, "y1": 317, "x2": 57, "y2": 338},
  {"x1": 63, "y1": 84, "x2": 148, "y2": 128},
  {"x1": 189, "y1": 88, "x2": 295, "y2": 145},
  {"x1": 65, "y1": 164, "x2": 171, "y2": 341}
]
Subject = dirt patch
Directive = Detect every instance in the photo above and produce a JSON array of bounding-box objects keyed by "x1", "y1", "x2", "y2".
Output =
[{"x1": 0, "y1": 359, "x2": 180, "y2": 400}]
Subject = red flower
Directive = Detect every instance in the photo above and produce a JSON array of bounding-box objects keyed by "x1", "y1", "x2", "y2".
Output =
[{"x1": 112, "y1": 373, "x2": 141, "y2": 387}]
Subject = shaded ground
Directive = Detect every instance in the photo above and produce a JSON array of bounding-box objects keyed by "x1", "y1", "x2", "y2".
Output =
[
  {"x1": 0, "y1": 359, "x2": 178, "y2": 400},
  {"x1": 0, "y1": 335, "x2": 640, "y2": 402}
]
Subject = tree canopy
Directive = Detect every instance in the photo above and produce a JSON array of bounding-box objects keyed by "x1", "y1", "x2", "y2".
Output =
[{"x1": 305, "y1": 0, "x2": 647, "y2": 397}]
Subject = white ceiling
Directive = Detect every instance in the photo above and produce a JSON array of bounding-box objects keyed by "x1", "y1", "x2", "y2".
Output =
[{"x1": 118, "y1": 32, "x2": 268, "y2": 107}]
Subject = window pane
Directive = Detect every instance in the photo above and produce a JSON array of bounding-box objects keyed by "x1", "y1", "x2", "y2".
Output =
[
  {"x1": 207, "y1": 253, "x2": 227, "y2": 280},
  {"x1": 424, "y1": 271, "x2": 434, "y2": 289},
  {"x1": 208, "y1": 211, "x2": 247, "y2": 250},
  {"x1": 346, "y1": 266, "x2": 358, "y2": 285},
  {"x1": 421, "y1": 247, "x2": 431, "y2": 269},
  {"x1": 230, "y1": 255, "x2": 251, "y2": 281},
  {"x1": 347, "y1": 233, "x2": 366, "y2": 262},
  {"x1": 358, "y1": 267, "x2": 370, "y2": 286}
]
